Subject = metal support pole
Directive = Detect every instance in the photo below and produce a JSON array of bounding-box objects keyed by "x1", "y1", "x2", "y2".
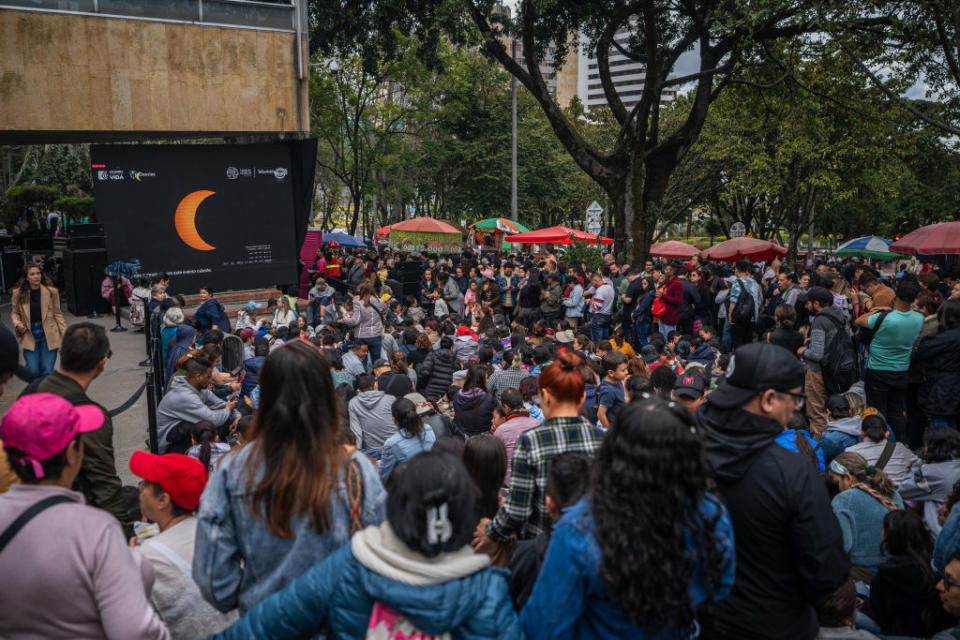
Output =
[
  {"x1": 511, "y1": 42, "x2": 519, "y2": 223},
  {"x1": 146, "y1": 368, "x2": 159, "y2": 454}
]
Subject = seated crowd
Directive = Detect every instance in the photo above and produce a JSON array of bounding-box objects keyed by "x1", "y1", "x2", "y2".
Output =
[{"x1": 1, "y1": 246, "x2": 960, "y2": 640}]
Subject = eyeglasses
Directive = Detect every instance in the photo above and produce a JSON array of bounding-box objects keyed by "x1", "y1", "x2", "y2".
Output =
[
  {"x1": 779, "y1": 390, "x2": 805, "y2": 409},
  {"x1": 941, "y1": 574, "x2": 960, "y2": 591}
]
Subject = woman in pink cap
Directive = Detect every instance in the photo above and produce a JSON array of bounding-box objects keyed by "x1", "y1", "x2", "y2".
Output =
[{"x1": 0, "y1": 393, "x2": 169, "y2": 639}]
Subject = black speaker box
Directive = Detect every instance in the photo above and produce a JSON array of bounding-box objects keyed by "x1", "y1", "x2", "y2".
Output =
[
  {"x1": 0, "y1": 248, "x2": 26, "y2": 294},
  {"x1": 63, "y1": 249, "x2": 110, "y2": 316},
  {"x1": 68, "y1": 236, "x2": 107, "y2": 251},
  {"x1": 69, "y1": 223, "x2": 105, "y2": 237}
]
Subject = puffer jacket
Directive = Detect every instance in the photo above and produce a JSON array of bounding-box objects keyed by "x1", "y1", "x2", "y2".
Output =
[
  {"x1": 917, "y1": 328, "x2": 960, "y2": 418},
  {"x1": 241, "y1": 355, "x2": 265, "y2": 399},
  {"x1": 210, "y1": 523, "x2": 521, "y2": 640},
  {"x1": 341, "y1": 296, "x2": 386, "y2": 339},
  {"x1": 452, "y1": 388, "x2": 498, "y2": 437},
  {"x1": 419, "y1": 348, "x2": 458, "y2": 400}
]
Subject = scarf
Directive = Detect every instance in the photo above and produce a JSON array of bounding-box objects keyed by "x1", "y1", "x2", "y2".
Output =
[{"x1": 854, "y1": 483, "x2": 900, "y2": 512}]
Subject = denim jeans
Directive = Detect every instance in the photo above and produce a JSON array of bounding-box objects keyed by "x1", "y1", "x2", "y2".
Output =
[
  {"x1": 658, "y1": 321, "x2": 676, "y2": 340},
  {"x1": 635, "y1": 318, "x2": 651, "y2": 349},
  {"x1": 865, "y1": 368, "x2": 909, "y2": 442},
  {"x1": 360, "y1": 335, "x2": 383, "y2": 368},
  {"x1": 590, "y1": 313, "x2": 610, "y2": 344},
  {"x1": 23, "y1": 321, "x2": 57, "y2": 377},
  {"x1": 722, "y1": 318, "x2": 732, "y2": 353}
]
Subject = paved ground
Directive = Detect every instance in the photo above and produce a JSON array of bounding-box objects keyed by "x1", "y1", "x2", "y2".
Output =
[{"x1": 0, "y1": 304, "x2": 151, "y2": 486}]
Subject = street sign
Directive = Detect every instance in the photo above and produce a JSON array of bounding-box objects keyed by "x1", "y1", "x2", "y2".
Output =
[
  {"x1": 586, "y1": 220, "x2": 602, "y2": 235},
  {"x1": 730, "y1": 222, "x2": 746, "y2": 238},
  {"x1": 586, "y1": 201, "x2": 603, "y2": 220}
]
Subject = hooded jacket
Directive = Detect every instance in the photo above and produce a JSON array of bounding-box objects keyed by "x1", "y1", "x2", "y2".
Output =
[
  {"x1": 697, "y1": 402, "x2": 849, "y2": 640},
  {"x1": 419, "y1": 348, "x2": 458, "y2": 400},
  {"x1": 157, "y1": 376, "x2": 236, "y2": 453},
  {"x1": 452, "y1": 388, "x2": 498, "y2": 437},
  {"x1": 348, "y1": 390, "x2": 397, "y2": 451},
  {"x1": 340, "y1": 297, "x2": 386, "y2": 339},
  {"x1": 164, "y1": 325, "x2": 196, "y2": 384},
  {"x1": 819, "y1": 416, "x2": 863, "y2": 463},
  {"x1": 865, "y1": 555, "x2": 956, "y2": 638},
  {"x1": 241, "y1": 355, "x2": 265, "y2": 399},
  {"x1": 209, "y1": 523, "x2": 520, "y2": 640},
  {"x1": 898, "y1": 459, "x2": 960, "y2": 535},
  {"x1": 687, "y1": 342, "x2": 716, "y2": 370},
  {"x1": 917, "y1": 328, "x2": 960, "y2": 418},
  {"x1": 803, "y1": 306, "x2": 846, "y2": 372}
]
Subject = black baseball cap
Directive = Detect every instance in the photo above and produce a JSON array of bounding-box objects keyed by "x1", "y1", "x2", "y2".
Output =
[
  {"x1": 640, "y1": 345, "x2": 660, "y2": 363},
  {"x1": 372, "y1": 358, "x2": 390, "y2": 370},
  {"x1": 0, "y1": 326, "x2": 32, "y2": 383},
  {"x1": 706, "y1": 342, "x2": 805, "y2": 409},
  {"x1": 674, "y1": 371, "x2": 706, "y2": 399},
  {"x1": 826, "y1": 393, "x2": 850, "y2": 418}
]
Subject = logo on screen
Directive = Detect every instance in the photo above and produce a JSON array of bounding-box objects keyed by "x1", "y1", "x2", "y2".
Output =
[
  {"x1": 273, "y1": 167, "x2": 288, "y2": 180},
  {"x1": 226, "y1": 167, "x2": 239, "y2": 180},
  {"x1": 97, "y1": 170, "x2": 109, "y2": 181}
]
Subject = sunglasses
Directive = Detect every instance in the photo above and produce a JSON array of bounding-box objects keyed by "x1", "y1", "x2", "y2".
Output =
[{"x1": 778, "y1": 390, "x2": 805, "y2": 409}]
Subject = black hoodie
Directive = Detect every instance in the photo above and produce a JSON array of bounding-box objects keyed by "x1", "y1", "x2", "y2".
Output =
[{"x1": 697, "y1": 402, "x2": 850, "y2": 640}]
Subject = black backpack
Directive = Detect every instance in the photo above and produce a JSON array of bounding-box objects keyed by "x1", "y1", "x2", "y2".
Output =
[
  {"x1": 819, "y1": 313, "x2": 859, "y2": 394},
  {"x1": 731, "y1": 279, "x2": 756, "y2": 325},
  {"x1": 856, "y1": 310, "x2": 890, "y2": 347}
]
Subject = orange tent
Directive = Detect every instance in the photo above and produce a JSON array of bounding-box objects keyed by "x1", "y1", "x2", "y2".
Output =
[{"x1": 390, "y1": 218, "x2": 461, "y2": 234}]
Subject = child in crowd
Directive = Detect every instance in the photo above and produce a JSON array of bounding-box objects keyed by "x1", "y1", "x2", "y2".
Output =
[{"x1": 597, "y1": 350, "x2": 628, "y2": 429}]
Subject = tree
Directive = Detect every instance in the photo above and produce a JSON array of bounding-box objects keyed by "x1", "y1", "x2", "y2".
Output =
[{"x1": 308, "y1": 0, "x2": 886, "y2": 261}]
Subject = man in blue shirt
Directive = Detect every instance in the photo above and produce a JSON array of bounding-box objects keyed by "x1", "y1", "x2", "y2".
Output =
[{"x1": 854, "y1": 281, "x2": 922, "y2": 442}]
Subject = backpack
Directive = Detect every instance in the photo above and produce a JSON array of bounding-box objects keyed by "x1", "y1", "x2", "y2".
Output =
[
  {"x1": 366, "y1": 602, "x2": 451, "y2": 640},
  {"x1": 819, "y1": 313, "x2": 859, "y2": 395},
  {"x1": 730, "y1": 279, "x2": 755, "y2": 325}
]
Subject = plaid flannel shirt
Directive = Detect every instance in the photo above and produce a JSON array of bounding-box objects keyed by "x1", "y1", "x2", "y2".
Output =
[
  {"x1": 486, "y1": 366, "x2": 533, "y2": 403},
  {"x1": 486, "y1": 416, "x2": 605, "y2": 542}
]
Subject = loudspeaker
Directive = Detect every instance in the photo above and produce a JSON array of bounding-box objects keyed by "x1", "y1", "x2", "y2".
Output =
[
  {"x1": 67, "y1": 236, "x2": 107, "y2": 251},
  {"x1": 0, "y1": 248, "x2": 26, "y2": 294},
  {"x1": 69, "y1": 223, "x2": 105, "y2": 237},
  {"x1": 63, "y1": 248, "x2": 110, "y2": 316}
]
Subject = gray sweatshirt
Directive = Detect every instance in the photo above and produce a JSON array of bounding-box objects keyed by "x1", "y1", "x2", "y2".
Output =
[
  {"x1": 348, "y1": 390, "x2": 397, "y2": 451},
  {"x1": 804, "y1": 307, "x2": 846, "y2": 372},
  {"x1": 157, "y1": 376, "x2": 236, "y2": 453}
]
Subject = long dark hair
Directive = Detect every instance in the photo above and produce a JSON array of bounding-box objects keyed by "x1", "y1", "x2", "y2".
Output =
[
  {"x1": 243, "y1": 341, "x2": 344, "y2": 537},
  {"x1": 462, "y1": 434, "x2": 507, "y2": 519},
  {"x1": 191, "y1": 421, "x2": 218, "y2": 472},
  {"x1": 392, "y1": 397, "x2": 424, "y2": 441},
  {"x1": 15, "y1": 263, "x2": 54, "y2": 300},
  {"x1": 591, "y1": 397, "x2": 724, "y2": 634}
]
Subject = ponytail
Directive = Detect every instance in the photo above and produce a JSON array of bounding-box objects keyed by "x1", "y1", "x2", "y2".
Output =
[
  {"x1": 794, "y1": 431, "x2": 820, "y2": 469},
  {"x1": 391, "y1": 398, "x2": 424, "y2": 441},
  {"x1": 191, "y1": 421, "x2": 218, "y2": 471},
  {"x1": 834, "y1": 452, "x2": 896, "y2": 498}
]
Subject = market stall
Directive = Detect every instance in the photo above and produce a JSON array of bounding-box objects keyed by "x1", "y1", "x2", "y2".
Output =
[
  {"x1": 388, "y1": 217, "x2": 462, "y2": 253},
  {"x1": 505, "y1": 225, "x2": 614, "y2": 245},
  {"x1": 468, "y1": 217, "x2": 531, "y2": 252}
]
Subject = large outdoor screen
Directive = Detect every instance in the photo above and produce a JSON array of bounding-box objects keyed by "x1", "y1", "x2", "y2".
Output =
[{"x1": 90, "y1": 140, "x2": 315, "y2": 293}]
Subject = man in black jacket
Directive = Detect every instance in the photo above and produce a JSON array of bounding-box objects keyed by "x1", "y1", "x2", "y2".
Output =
[
  {"x1": 418, "y1": 336, "x2": 458, "y2": 401},
  {"x1": 697, "y1": 342, "x2": 849, "y2": 640}
]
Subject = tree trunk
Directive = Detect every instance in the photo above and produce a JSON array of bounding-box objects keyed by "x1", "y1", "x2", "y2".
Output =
[{"x1": 608, "y1": 158, "x2": 652, "y2": 265}]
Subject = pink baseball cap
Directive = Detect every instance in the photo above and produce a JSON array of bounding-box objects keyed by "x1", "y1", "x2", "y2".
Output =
[{"x1": 1, "y1": 393, "x2": 104, "y2": 479}]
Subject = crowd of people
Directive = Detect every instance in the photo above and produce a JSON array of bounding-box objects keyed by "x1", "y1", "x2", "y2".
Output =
[{"x1": 1, "y1": 243, "x2": 960, "y2": 639}]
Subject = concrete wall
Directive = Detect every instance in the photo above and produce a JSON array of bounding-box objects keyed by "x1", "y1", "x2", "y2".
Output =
[{"x1": 0, "y1": 9, "x2": 309, "y2": 141}]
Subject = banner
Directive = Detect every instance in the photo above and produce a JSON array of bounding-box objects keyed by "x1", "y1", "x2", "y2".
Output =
[
  {"x1": 90, "y1": 140, "x2": 316, "y2": 292},
  {"x1": 389, "y1": 229, "x2": 461, "y2": 253}
]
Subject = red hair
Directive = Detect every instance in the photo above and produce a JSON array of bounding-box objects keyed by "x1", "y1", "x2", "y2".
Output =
[{"x1": 538, "y1": 351, "x2": 585, "y2": 403}]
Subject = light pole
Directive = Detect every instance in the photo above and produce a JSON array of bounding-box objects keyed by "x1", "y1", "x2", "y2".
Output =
[{"x1": 511, "y1": 39, "x2": 518, "y2": 223}]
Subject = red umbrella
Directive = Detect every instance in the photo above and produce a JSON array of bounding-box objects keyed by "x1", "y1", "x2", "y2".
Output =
[
  {"x1": 650, "y1": 240, "x2": 700, "y2": 259},
  {"x1": 701, "y1": 237, "x2": 788, "y2": 262},
  {"x1": 890, "y1": 221, "x2": 960, "y2": 255},
  {"x1": 505, "y1": 225, "x2": 614, "y2": 245},
  {"x1": 390, "y1": 217, "x2": 461, "y2": 234}
]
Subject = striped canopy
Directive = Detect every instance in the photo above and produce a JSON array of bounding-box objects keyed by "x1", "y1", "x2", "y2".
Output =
[{"x1": 834, "y1": 236, "x2": 905, "y2": 260}]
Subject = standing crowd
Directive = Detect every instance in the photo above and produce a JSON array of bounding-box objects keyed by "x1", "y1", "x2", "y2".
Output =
[{"x1": 1, "y1": 244, "x2": 960, "y2": 639}]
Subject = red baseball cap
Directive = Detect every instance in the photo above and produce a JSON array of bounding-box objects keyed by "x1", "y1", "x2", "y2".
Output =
[
  {"x1": 1, "y1": 393, "x2": 104, "y2": 479},
  {"x1": 130, "y1": 451, "x2": 208, "y2": 511}
]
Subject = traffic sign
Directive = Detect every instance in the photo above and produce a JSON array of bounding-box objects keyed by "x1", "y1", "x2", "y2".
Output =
[
  {"x1": 730, "y1": 222, "x2": 747, "y2": 238},
  {"x1": 586, "y1": 201, "x2": 603, "y2": 220},
  {"x1": 586, "y1": 220, "x2": 602, "y2": 235}
]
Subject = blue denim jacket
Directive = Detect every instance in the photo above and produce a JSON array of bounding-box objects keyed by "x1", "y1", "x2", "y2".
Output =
[
  {"x1": 934, "y1": 503, "x2": 960, "y2": 574},
  {"x1": 192, "y1": 445, "x2": 386, "y2": 614},
  {"x1": 379, "y1": 426, "x2": 436, "y2": 484},
  {"x1": 520, "y1": 495, "x2": 736, "y2": 639}
]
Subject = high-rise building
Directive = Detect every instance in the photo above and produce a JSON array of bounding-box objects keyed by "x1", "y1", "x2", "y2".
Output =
[{"x1": 575, "y1": 30, "x2": 677, "y2": 112}]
